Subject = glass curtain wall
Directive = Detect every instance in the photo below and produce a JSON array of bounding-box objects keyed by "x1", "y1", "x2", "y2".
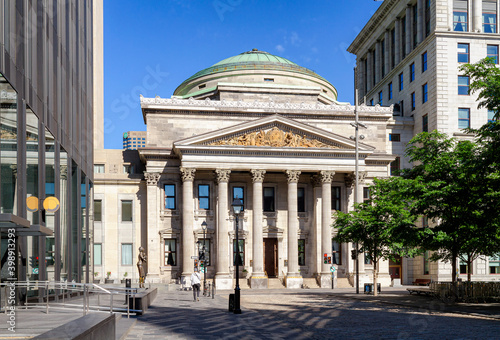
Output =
[
  {"x1": 60, "y1": 147, "x2": 69, "y2": 281},
  {"x1": 81, "y1": 171, "x2": 88, "y2": 282},
  {"x1": 26, "y1": 107, "x2": 39, "y2": 282},
  {"x1": 45, "y1": 127, "x2": 56, "y2": 281}
]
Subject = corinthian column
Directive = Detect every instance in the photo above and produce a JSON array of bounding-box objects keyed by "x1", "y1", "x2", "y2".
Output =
[
  {"x1": 144, "y1": 172, "x2": 161, "y2": 282},
  {"x1": 180, "y1": 167, "x2": 196, "y2": 288},
  {"x1": 319, "y1": 170, "x2": 334, "y2": 288},
  {"x1": 250, "y1": 169, "x2": 267, "y2": 289},
  {"x1": 285, "y1": 170, "x2": 302, "y2": 289},
  {"x1": 214, "y1": 169, "x2": 232, "y2": 290}
]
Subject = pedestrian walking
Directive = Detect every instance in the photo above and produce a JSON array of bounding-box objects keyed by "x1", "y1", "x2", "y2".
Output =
[{"x1": 191, "y1": 269, "x2": 201, "y2": 301}]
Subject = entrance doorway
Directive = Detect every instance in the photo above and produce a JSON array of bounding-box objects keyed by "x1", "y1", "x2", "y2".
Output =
[
  {"x1": 263, "y1": 238, "x2": 278, "y2": 277},
  {"x1": 389, "y1": 255, "x2": 402, "y2": 284}
]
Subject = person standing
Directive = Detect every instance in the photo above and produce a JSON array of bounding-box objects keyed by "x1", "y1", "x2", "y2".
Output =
[{"x1": 190, "y1": 269, "x2": 201, "y2": 301}]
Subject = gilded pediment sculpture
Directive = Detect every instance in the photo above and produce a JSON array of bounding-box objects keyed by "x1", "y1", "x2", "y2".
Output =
[{"x1": 208, "y1": 127, "x2": 338, "y2": 149}]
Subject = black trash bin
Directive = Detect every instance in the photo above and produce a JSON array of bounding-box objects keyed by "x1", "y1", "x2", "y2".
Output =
[{"x1": 228, "y1": 294, "x2": 235, "y2": 312}]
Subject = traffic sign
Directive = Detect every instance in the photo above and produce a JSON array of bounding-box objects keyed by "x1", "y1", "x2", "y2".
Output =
[
  {"x1": 191, "y1": 256, "x2": 198, "y2": 259},
  {"x1": 330, "y1": 266, "x2": 336, "y2": 272}
]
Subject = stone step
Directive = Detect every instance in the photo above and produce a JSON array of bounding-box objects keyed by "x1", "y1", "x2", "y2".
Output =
[
  {"x1": 267, "y1": 278, "x2": 285, "y2": 289},
  {"x1": 336, "y1": 277, "x2": 353, "y2": 288},
  {"x1": 302, "y1": 277, "x2": 320, "y2": 289}
]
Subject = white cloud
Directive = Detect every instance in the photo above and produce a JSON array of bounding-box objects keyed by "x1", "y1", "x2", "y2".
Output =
[{"x1": 275, "y1": 44, "x2": 285, "y2": 53}]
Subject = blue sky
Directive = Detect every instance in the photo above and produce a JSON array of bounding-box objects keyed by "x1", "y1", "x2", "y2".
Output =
[{"x1": 103, "y1": 0, "x2": 383, "y2": 149}]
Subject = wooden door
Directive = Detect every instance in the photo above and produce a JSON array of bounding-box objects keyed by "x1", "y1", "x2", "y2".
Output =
[{"x1": 264, "y1": 238, "x2": 278, "y2": 277}]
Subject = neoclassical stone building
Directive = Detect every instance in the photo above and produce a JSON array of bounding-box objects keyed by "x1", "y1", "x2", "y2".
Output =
[{"x1": 125, "y1": 49, "x2": 398, "y2": 289}]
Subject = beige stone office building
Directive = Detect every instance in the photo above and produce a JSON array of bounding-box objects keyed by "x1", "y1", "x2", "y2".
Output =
[
  {"x1": 348, "y1": 0, "x2": 500, "y2": 283},
  {"x1": 95, "y1": 49, "x2": 400, "y2": 289}
]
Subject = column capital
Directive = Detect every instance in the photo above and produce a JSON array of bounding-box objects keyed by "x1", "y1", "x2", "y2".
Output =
[
  {"x1": 180, "y1": 167, "x2": 196, "y2": 182},
  {"x1": 144, "y1": 172, "x2": 161, "y2": 186},
  {"x1": 311, "y1": 174, "x2": 321, "y2": 187},
  {"x1": 345, "y1": 171, "x2": 367, "y2": 188},
  {"x1": 319, "y1": 170, "x2": 335, "y2": 184},
  {"x1": 285, "y1": 170, "x2": 301, "y2": 183},
  {"x1": 250, "y1": 169, "x2": 266, "y2": 183},
  {"x1": 215, "y1": 169, "x2": 231, "y2": 183}
]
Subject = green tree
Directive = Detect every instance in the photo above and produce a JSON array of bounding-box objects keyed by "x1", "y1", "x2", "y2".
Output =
[{"x1": 333, "y1": 177, "x2": 419, "y2": 296}]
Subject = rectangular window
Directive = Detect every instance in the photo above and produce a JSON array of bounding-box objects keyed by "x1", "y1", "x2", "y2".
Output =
[
  {"x1": 388, "y1": 82, "x2": 393, "y2": 100},
  {"x1": 123, "y1": 164, "x2": 134, "y2": 174},
  {"x1": 423, "y1": 114, "x2": 429, "y2": 132},
  {"x1": 488, "y1": 109, "x2": 496, "y2": 122},
  {"x1": 165, "y1": 184, "x2": 176, "y2": 210},
  {"x1": 453, "y1": 0, "x2": 468, "y2": 31},
  {"x1": 332, "y1": 241, "x2": 342, "y2": 265},
  {"x1": 331, "y1": 186, "x2": 341, "y2": 211},
  {"x1": 410, "y1": 63, "x2": 415, "y2": 82},
  {"x1": 489, "y1": 253, "x2": 500, "y2": 274},
  {"x1": 121, "y1": 243, "x2": 133, "y2": 265},
  {"x1": 364, "y1": 58, "x2": 368, "y2": 94},
  {"x1": 121, "y1": 200, "x2": 132, "y2": 222},
  {"x1": 458, "y1": 76, "x2": 470, "y2": 95},
  {"x1": 390, "y1": 157, "x2": 401, "y2": 176},
  {"x1": 391, "y1": 28, "x2": 396, "y2": 68},
  {"x1": 460, "y1": 256, "x2": 472, "y2": 274},
  {"x1": 363, "y1": 187, "x2": 370, "y2": 202},
  {"x1": 422, "y1": 83, "x2": 428, "y2": 103},
  {"x1": 389, "y1": 133, "x2": 401, "y2": 142},
  {"x1": 399, "y1": 72, "x2": 404, "y2": 91},
  {"x1": 424, "y1": 251, "x2": 430, "y2": 275},
  {"x1": 264, "y1": 78, "x2": 274, "y2": 82},
  {"x1": 378, "y1": 91, "x2": 383, "y2": 105},
  {"x1": 458, "y1": 108, "x2": 471, "y2": 129},
  {"x1": 401, "y1": 16, "x2": 407, "y2": 57},
  {"x1": 298, "y1": 239, "x2": 305, "y2": 266},
  {"x1": 198, "y1": 184, "x2": 210, "y2": 210},
  {"x1": 425, "y1": 0, "x2": 431, "y2": 37},
  {"x1": 411, "y1": 92, "x2": 416, "y2": 111},
  {"x1": 94, "y1": 244, "x2": 102, "y2": 266},
  {"x1": 233, "y1": 186, "x2": 244, "y2": 211},
  {"x1": 422, "y1": 215, "x2": 429, "y2": 228},
  {"x1": 400, "y1": 100, "x2": 404, "y2": 116},
  {"x1": 94, "y1": 164, "x2": 104, "y2": 173},
  {"x1": 365, "y1": 252, "x2": 372, "y2": 265},
  {"x1": 233, "y1": 239, "x2": 244, "y2": 266},
  {"x1": 370, "y1": 99, "x2": 374, "y2": 106},
  {"x1": 263, "y1": 187, "x2": 275, "y2": 212},
  {"x1": 372, "y1": 50, "x2": 376, "y2": 86},
  {"x1": 413, "y1": 4, "x2": 418, "y2": 48},
  {"x1": 94, "y1": 200, "x2": 102, "y2": 222},
  {"x1": 487, "y1": 45, "x2": 499, "y2": 64},
  {"x1": 458, "y1": 43, "x2": 470, "y2": 63},
  {"x1": 421, "y1": 52, "x2": 427, "y2": 72},
  {"x1": 165, "y1": 239, "x2": 177, "y2": 266},
  {"x1": 298, "y1": 187, "x2": 305, "y2": 213},
  {"x1": 197, "y1": 239, "x2": 210, "y2": 266},
  {"x1": 483, "y1": 0, "x2": 497, "y2": 33}
]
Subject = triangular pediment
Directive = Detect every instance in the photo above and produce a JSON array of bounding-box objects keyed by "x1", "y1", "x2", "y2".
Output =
[{"x1": 174, "y1": 114, "x2": 374, "y2": 151}]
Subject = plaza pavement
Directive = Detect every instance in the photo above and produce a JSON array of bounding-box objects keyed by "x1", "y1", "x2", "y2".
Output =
[{"x1": 0, "y1": 286, "x2": 498, "y2": 339}]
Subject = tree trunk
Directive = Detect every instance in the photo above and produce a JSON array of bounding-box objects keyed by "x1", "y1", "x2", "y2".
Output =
[
  {"x1": 373, "y1": 259, "x2": 378, "y2": 297},
  {"x1": 451, "y1": 251, "x2": 458, "y2": 299},
  {"x1": 467, "y1": 256, "x2": 472, "y2": 282}
]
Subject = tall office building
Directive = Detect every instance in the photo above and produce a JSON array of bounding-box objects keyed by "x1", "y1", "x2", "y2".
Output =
[
  {"x1": 0, "y1": 1, "x2": 101, "y2": 297},
  {"x1": 348, "y1": 0, "x2": 500, "y2": 282},
  {"x1": 123, "y1": 131, "x2": 147, "y2": 150}
]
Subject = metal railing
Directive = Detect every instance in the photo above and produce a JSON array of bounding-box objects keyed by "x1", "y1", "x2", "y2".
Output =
[{"x1": 0, "y1": 281, "x2": 143, "y2": 318}]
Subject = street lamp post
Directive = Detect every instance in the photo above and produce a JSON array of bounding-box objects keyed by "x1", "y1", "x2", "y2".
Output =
[
  {"x1": 201, "y1": 221, "x2": 207, "y2": 296},
  {"x1": 231, "y1": 197, "x2": 243, "y2": 314}
]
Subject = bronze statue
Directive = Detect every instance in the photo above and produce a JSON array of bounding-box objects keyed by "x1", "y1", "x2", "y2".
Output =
[{"x1": 137, "y1": 246, "x2": 147, "y2": 288}]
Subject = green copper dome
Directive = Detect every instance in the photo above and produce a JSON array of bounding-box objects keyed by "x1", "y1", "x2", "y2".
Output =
[{"x1": 173, "y1": 49, "x2": 337, "y2": 99}]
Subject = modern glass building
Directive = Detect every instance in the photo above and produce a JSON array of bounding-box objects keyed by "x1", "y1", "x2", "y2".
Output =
[{"x1": 0, "y1": 1, "x2": 99, "y2": 298}]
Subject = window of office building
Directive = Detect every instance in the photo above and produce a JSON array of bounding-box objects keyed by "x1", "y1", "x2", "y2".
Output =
[
  {"x1": 391, "y1": 28, "x2": 396, "y2": 68},
  {"x1": 410, "y1": 63, "x2": 415, "y2": 82},
  {"x1": 483, "y1": 0, "x2": 497, "y2": 33},
  {"x1": 402, "y1": 16, "x2": 407, "y2": 57},
  {"x1": 122, "y1": 244, "x2": 133, "y2": 265},
  {"x1": 390, "y1": 157, "x2": 401, "y2": 176},
  {"x1": 388, "y1": 82, "x2": 393, "y2": 100},
  {"x1": 165, "y1": 184, "x2": 176, "y2": 210},
  {"x1": 411, "y1": 92, "x2": 416, "y2": 111},
  {"x1": 123, "y1": 164, "x2": 134, "y2": 174},
  {"x1": 423, "y1": 114, "x2": 429, "y2": 132},
  {"x1": 453, "y1": 0, "x2": 468, "y2": 31},
  {"x1": 94, "y1": 200, "x2": 102, "y2": 222},
  {"x1": 422, "y1": 52, "x2": 427, "y2": 72},
  {"x1": 233, "y1": 186, "x2": 244, "y2": 210},
  {"x1": 198, "y1": 239, "x2": 210, "y2": 266},
  {"x1": 381, "y1": 39, "x2": 386, "y2": 77},
  {"x1": 121, "y1": 200, "x2": 133, "y2": 222},
  {"x1": 364, "y1": 58, "x2": 368, "y2": 93},
  {"x1": 198, "y1": 184, "x2": 210, "y2": 210},
  {"x1": 413, "y1": 4, "x2": 418, "y2": 48},
  {"x1": 458, "y1": 108, "x2": 471, "y2": 129},
  {"x1": 332, "y1": 241, "x2": 342, "y2": 265},
  {"x1": 165, "y1": 239, "x2": 177, "y2": 266},
  {"x1": 378, "y1": 91, "x2": 383, "y2": 105},
  {"x1": 399, "y1": 72, "x2": 404, "y2": 91},
  {"x1": 332, "y1": 186, "x2": 341, "y2": 211},
  {"x1": 389, "y1": 133, "x2": 401, "y2": 142},
  {"x1": 94, "y1": 244, "x2": 102, "y2": 266},
  {"x1": 488, "y1": 109, "x2": 496, "y2": 122},
  {"x1": 94, "y1": 164, "x2": 104, "y2": 173},
  {"x1": 233, "y1": 239, "x2": 244, "y2": 266},
  {"x1": 458, "y1": 43, "x2": 470, "y2": 63},
  {"x1": 363, "y1": 187, "x2": 370, "y2": 202},
  {"x1": 459, "y1": 256, "x2": 472, "y2": 274},
  {"x1": 370, "y1": 99, "x2": 374, "y2": 106},
  {"x1": 489, "y1": 254, "x2": 500, "y2": 274},
  {"x1": 425, "y1": 0, "x2": 431, "y2": 36},
  {"x1": 365, "y1": 253, "x2": 373, "y2": 265},
  {"x1": 263, "y1": 187, "x2": 275, "y2": 212},
  {"x1": 422, "y1": 83, "x2": 428, "y2": 103},
  {"x1": 298, "y1": 187, "x2": 305, "y2": 212},
  {"x1": 424, "y1": 251, "x2": 430, "y2": 275},
  {"x1": 298, "y1": 239, "x2": 306, "y2": 266},
  {"x1": 458, "y1": 76, "x2": 470, "y2": 95},
  {"x1": 487, "y1": 45, "x2": 499, "y2": 64}
]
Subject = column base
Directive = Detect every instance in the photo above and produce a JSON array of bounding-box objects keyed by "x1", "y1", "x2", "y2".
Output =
[
  {"x1": 181, "y1": 274, "x2": 192, "y2": 289},
  {"x1": 318, "y1": 273, "x2": 333, "y2": 288},
  {"x1": 250, "y1": 276, "x2": 268, "y2": 289},
  {"x1": 285, "y1": 275, "x2": 303, "y2": 289},
  {"x1": 215, "y1": 274, "x2": 233, "y2": 290}
]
